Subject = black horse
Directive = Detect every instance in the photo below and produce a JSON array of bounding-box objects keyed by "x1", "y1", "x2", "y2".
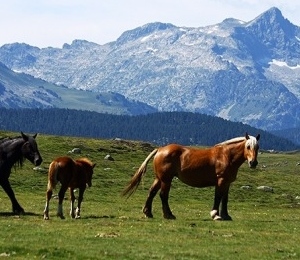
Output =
[{"x1": 0, "y1": 132, "x2": 43, "y2": 214}]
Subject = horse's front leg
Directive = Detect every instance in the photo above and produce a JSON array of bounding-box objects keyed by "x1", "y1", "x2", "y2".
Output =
[
  {"x1": 211, "y1": 182, "x2": 231, "y2": 221},
  {"x1": 69, "y1": 188, "x2": 76, "y2": 219},
  {"x1": 211, "y1": 185, "x2": 222, "y2": 220},
  {"x1": 57, "y1": 186, "x2": 68, "y2": 219},
  {"x1": 0, "y1": 179, "x2": 24, "y2": 215},
  {"x1": 220, "y1": 184, "x2": 232, "y2": 220},
  {"x1": 75, "y1": 188, "x2": 85, "y2": 219}
]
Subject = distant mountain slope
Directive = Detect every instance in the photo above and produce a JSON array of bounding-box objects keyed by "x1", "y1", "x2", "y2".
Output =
[
  {"x1": 0, "y1": 108, "x2": 298, "y2": 151},
  {"x1": 0, "y1": 62, "x2": 157, "y2": 115},
  {"x1": 0, "y1": 7, "x2": 299, "y2": 130},
  {"x1": 271, "y1": 127, "x2": 300, "y2": 146}
]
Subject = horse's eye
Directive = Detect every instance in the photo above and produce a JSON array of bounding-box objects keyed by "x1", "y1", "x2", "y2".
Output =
[{"x1": 247, "y1": 145, "x2": 251, "y2": 150}]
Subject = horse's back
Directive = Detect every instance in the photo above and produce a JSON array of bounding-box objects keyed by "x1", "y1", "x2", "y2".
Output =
[
  {"x1": 53, "y1": 156, "x2": 74, "y2": 168},
  {"x1": 154, "y1": 144, "x2": 218, "y2": 187},
  {"x1": 155, "y1": 144, "x2": 215, "y2": 166},
  {"x1": 49, "y1": 156, "x2": 75, "y2": 186}
]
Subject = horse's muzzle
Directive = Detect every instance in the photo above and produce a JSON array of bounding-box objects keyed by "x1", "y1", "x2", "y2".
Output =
[
  {"x1": 249, "y1": 160, "x2": 258, "y2": 168},
  {"x1": 34, "y1": 156, "x2": 43, "y2": 166}
]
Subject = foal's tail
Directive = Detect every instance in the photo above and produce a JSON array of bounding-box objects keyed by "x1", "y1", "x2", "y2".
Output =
[
  {"x1": 47, "y1": 161, "x2": 59, "y2": 191},
  {"x1": 122, "y1": 149, "x2": 158, "y2": 198}
]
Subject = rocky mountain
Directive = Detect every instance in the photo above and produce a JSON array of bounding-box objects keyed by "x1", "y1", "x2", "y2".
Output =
[
  {"x1": 0, "y1": 7, "x2": 299, "y2": 130},
  {"x1": 0, "y1": 62, "x2": 157, "y2": 115}
]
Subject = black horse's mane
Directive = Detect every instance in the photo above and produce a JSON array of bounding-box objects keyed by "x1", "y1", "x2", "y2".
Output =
[{"x1": 0, "y1": 135, "x2": 25, "y2": 168}]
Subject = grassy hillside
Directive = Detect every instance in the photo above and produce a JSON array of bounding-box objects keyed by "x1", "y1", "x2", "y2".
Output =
[{"x1": 0, "y1": 131, "x2": 299, "y2": 259}]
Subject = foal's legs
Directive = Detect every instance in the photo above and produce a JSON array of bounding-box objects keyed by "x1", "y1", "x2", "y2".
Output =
[
  {"x1": 70, "y1": 188, "x2": 85, "y2": 219},
  {"x1": 69, "y1": 188, "x2": 76, "y2": 218},
  {"x1": 75, "y1": 188, "x2": 85, "y2": 219},
  {"x1": 0, "y1": 179, "x2": 24, "y2": 214},
  {"x1": 57, "y1": 185, "x2": 68, "y2": 219},
  {"x1": 43, "y1": 188, "x2": 53, "y2": 220},
  {"x1": 143, "y1": 178, "x2": 161, "y2": 218}
]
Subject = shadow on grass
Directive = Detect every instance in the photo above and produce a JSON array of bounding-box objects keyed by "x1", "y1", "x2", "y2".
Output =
[
  {"x1": 83, "y1": 214, "x2": 117, "y2": 219},
  {"x1": 0, "y1": 211, "x2": 41, "y2": 217}
]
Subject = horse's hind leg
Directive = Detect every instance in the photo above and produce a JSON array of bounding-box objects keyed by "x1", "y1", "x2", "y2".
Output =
[
  {"x1": 69, "y1": 188, "x2": 75, "y2": 218},
  {"x1": 43, "y1": 187, "x2": 53, "y2": 220},
  {"x1": 160, "y1": 181, "x2": 176, "y2": 219},
  {"x1": 143, "y1": 178, "x2": 161, "y2": 218},
  {"x1": 0, "y1": 179, "x2": 24, "y2": 214},
  {"x1": 57, "y1": 186, "x2": 68, "y2": 219}
]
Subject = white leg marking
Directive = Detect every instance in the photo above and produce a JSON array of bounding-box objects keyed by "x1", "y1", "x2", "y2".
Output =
[
  {"x1": 43, "y1": 201, "x2": 49, "y2": 220},
  {"x1": 210, "y1": 210, "x2": 222, "y2": 220},
  {"x1": 75, "y1": 207, "x2": 81, "y2": 219}
]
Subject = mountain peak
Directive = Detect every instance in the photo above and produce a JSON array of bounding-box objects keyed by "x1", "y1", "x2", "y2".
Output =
[
  {"x1": 261, "y1": 7, "x2": 283, "y2": 21},
  {"x1": 116, "y1": 22, "x2": 176, "y2": 44},
  {"x1": 247, "y1": 7, "x2": 294, "y2": 30},
  {"x1": 62, "y1": 39, "x2": 99, "y2": 50}
]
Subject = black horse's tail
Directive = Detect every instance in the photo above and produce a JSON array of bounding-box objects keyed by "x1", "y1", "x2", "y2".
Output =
[{"x1": 122, "y1": 149, "x2": 158, "y2": 198}]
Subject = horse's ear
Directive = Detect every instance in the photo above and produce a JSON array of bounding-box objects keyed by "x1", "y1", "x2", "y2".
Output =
[
  {"x1": 245, "y1": 132, "x2": 250, "y2": 140},
  {"x1": 33, "y1": 133, "x2": 38, "y2": 139},
  {"x1": 256, "y1": 134, "x2": 260, "y2": 141},
  {"x1": 92, "y1": 163, "x2": 96, "y2": 169},
  {"x1": 21, "y1": 132, "x2": 28, "y2": 141}
]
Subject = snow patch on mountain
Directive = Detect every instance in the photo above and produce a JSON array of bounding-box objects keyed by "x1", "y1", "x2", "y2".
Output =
[{"x1": 269, "y1": 59, "x2": 300, "y2": 69}]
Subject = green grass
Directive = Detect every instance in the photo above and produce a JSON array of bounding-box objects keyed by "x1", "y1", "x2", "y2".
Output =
[{"x1": 0, "y1": 131, "x2": 299, "y2": 259}]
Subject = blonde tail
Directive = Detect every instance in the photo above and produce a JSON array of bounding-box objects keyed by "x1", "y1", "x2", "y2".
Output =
[
  {"x1": 47, "y1": 161, "x2": 59, "y2": 191},
  {"x1": 122, "y1": 149, "x2": 158, "y2": 198}
]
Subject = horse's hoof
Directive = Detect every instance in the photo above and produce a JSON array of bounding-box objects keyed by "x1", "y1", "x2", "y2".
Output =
[
  {"x1": 144, "y1": 214, "x2": 153, "y2": 218},
  {"x1": 213, "y1": 215, "x2": 222, "y2": 221},
  {"x1": 164, "y1": 214, "x2": 176, "y2": 220},
  {"x1": 143, "y1": 208, "x2": 153, "y2": 218},
  {"x1": 44, "y1": 216, "x2": 50, "y2": 220},
  {"x1": 57, "y1": 214, "x2": 65, "y2": 219},
  {"x1": 221, "y1": 215, "x2": 232, "y2": 221},
  {"x1": 75, "y1": 215, "x2": 81, "y2": 219},
  {"x1": 13, "y1": 209, "x2": 25, "y2": 215},
  {"x1": 210, "y1": 210, "x2": 222, "y2": 220}
]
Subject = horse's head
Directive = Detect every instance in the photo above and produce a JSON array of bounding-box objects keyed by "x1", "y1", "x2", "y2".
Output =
[
  {"x1": 244, "y1": 133, "x2": 260, "y2": 168},
  {"x1": 78, "y1": 158, "x2": 96, "y2": 187},
  {"x1": 86, "y1": 163, "x2": 96, "y2": 187},
  {"x1": 21, "y1": 132, "x2": 43, "y2": 166}
]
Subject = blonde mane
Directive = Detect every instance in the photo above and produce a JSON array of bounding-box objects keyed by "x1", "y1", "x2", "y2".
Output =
[{"x1": 215, "y1": 137, "x2": 245, "y2": 146}]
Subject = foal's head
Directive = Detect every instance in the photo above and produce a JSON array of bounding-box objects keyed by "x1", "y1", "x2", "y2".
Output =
[
  {"x1": 77, "y1": 158, "x2": 96, "y2": 187},
  {"x1": 244, "y1": 133, "x2": 260, "y2": 168}
]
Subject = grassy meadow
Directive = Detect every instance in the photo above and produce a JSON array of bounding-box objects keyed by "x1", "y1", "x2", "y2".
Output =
[{"x1": 0, "y1": 131, "x2": 299, "y2": 259}]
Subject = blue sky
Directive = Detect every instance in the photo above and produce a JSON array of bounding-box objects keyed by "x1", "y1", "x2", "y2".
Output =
[{"x1": 1, "y1": 0, "x2": 300, "y2": 48}]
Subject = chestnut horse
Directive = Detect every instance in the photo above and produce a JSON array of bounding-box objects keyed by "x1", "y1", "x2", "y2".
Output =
[
  {"x1": 123, "y1": 133, "x2": 260, "y2": 220},
  {"x1": 43, "y1": 156, "x2": 96, "y2": 220}
]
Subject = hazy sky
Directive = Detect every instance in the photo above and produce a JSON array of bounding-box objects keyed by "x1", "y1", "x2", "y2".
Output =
[{"x1": 1, "y1": 0, "x2": 300, "y2": 48}]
